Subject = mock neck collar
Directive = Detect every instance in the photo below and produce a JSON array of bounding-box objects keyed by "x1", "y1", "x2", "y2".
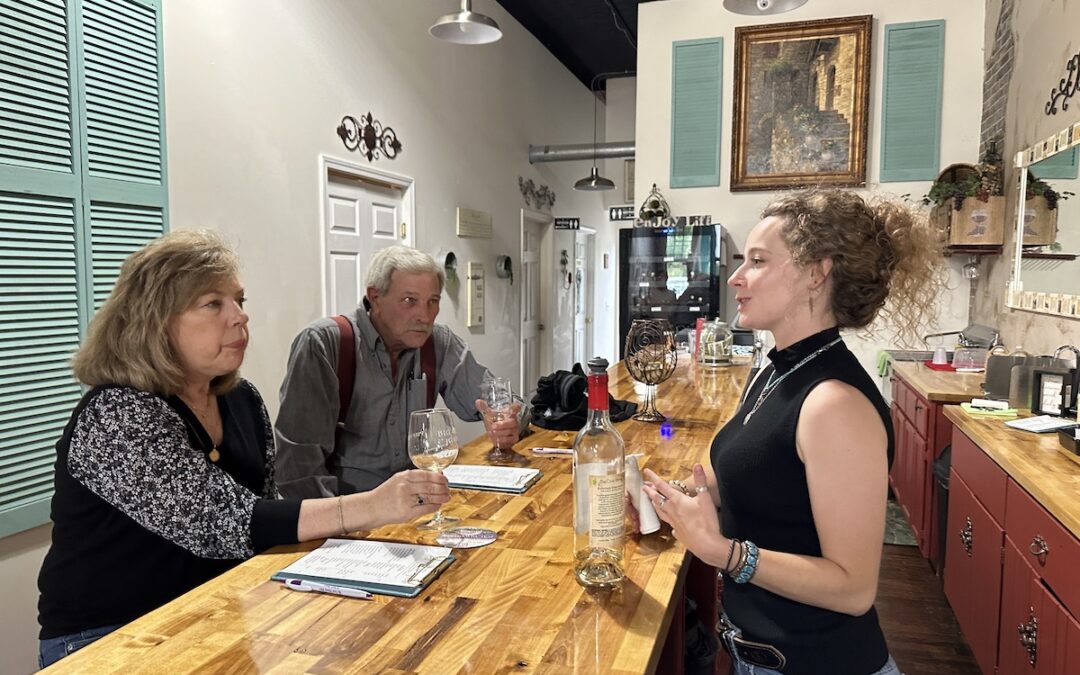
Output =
[{"x1": 767, "y1": 326, "x2": 842, "y2": 375}]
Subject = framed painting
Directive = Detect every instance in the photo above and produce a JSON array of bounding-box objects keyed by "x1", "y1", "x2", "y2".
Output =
[{"x1": 731, "y1": 15, "x2": 872, "y2": 191}]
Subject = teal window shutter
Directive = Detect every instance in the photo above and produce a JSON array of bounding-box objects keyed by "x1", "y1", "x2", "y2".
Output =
[
  {"x1": 671, "y1": 38, "x2": 722, "y2": 188},
  {"x1": 0, "y1": 0, "x2": 167, "y2": 539},
  {"x1": 880, "y1": 20, "x2": 945, "y2": 182},
  {"x1": 0, "y1": 196, "x2": 84, "y2": 538},
  {"x1": 1029, "y1": 147, "x2": 1079, "y2": 180}
]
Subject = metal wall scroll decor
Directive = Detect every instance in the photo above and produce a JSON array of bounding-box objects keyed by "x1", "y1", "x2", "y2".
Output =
[
  {"x1": 1045, "y1": 52, "x2": 1080, "y2": 115},
  {"x1": 336, "y1": 113, "x2": 402, "y2": 161},
  {"x1": 518, "y1": 177, "x2": 556, "y2": 210}
]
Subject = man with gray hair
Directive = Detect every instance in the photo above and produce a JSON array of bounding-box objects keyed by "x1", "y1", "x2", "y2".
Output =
[{"x1": 274, "y1": 245, "x2": 519, "y2": 498}]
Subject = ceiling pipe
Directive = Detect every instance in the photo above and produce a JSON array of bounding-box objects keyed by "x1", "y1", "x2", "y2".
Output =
[{"x1": 528, "y1": 141, "x2": 635, "y2": 164}]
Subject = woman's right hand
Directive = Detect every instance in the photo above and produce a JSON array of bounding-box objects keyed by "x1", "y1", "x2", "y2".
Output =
[{"x1": 363, "y1": 469, "x2": 450, "y2": 528}]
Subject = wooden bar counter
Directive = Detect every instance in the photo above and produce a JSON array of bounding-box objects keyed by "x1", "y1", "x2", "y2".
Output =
[{"x1": 45, "y1": 362, "x2": 748, "y2": 674}]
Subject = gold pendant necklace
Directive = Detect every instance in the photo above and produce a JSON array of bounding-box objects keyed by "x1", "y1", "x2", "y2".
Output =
[{"x1": 178, "y1": 394, "x2": 221, "y2": 462}]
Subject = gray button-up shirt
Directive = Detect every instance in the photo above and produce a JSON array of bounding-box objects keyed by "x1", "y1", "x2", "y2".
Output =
[{"x1": 274, "y1": 308, "x2": 490, "y2": 498}]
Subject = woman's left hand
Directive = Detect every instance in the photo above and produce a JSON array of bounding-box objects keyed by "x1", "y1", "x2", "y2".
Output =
[{"x1": 642, "y1": 464, "x2": 725, "y2": 565}]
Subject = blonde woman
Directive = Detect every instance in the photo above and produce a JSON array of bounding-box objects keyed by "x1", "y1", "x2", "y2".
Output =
[
  {"x1": 37, "y1": 230, "x2": 448, "y2": 668},
  {"x1": 643, "y1": 190, "x2": 943, "y2": 675}
]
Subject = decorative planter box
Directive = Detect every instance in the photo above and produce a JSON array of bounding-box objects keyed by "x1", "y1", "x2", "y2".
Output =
[
  {"x1": 929, "y1": 196, "x2": 1005, "y2": 246},
  {"x1": 1021, "y1": 195, "x2": 1059, "y2": 246}
]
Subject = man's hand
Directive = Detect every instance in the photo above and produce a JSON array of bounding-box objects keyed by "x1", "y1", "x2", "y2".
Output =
[{"x1": 476, "y1": 399, "x2": 522, "y2": 450}]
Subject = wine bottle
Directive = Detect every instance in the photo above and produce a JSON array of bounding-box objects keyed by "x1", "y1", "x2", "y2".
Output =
[{"x1": 572, "y1": 357, "x2": 626, "y2": 588}]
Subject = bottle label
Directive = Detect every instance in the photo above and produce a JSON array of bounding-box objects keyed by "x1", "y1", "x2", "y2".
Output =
[{"x1": 588, "y1": 473, "x2": 625, "y2": 548}]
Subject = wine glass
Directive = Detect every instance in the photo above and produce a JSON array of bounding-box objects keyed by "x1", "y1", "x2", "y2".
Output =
[
  {"x1": 408, "y1": 409, "x2": 461, "y2": 530},
  {"x1": 624, "y1": 319, "x2": 677, "y2": 422},
  {"x1": 480, "y1": 377, "x2": 514, "y2": 461}
]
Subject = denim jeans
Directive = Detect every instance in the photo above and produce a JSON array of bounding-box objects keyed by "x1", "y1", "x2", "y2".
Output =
[
  {"x1": 39, "y1": 624, "x2": 122, "y2": 669},
  {"x1": 721, "y1": 614, "x2": 903, "y2": 675}
]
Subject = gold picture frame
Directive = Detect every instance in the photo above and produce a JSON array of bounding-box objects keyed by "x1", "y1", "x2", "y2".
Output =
[{"x1": 731, "y1": 15, "x2": 872, "y2": 191}]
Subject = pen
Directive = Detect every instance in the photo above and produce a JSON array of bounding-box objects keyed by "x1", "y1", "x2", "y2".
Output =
[
  {"x1": 283, "y1": 578, "x2": 373, "y2": 600},
  {"x1": 531, "y1": 447, "x2": 573, "y2": 456}
]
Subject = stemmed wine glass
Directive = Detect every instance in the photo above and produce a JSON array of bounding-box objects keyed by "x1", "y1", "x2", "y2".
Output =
[
  {"x1": 408, "y1": 409, "x2": 461, "y2": 530},
  {"x1": 480, "y1": 376, "x2": 514, "y2": 461}
]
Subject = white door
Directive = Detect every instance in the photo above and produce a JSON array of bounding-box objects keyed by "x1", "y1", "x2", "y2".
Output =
[
  {"x1": 520, "y1": 209, "x2": 549, "y2": 397},
  {"x1": 573, "y1": 229, "x2": 595, "y2": 365},
  {"x1": 321, "y1": 157, "x2": 414, "y2": 315}
]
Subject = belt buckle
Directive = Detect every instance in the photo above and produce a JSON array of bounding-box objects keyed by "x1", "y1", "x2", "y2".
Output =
[
  {"x1": 732, "y1": 636, "x2": 786, "y2": 670},
  {"x1": 715, "y1": 617, "x2": 786, "y2": 670}
]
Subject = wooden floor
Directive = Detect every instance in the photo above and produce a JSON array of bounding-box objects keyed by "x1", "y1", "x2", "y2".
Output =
[
  {"x1": 714, "y1": 545, "x2": 981, "y2": 675},
  {"x1": 876, "y1": 544, "x2": 981, "y2": 675}
]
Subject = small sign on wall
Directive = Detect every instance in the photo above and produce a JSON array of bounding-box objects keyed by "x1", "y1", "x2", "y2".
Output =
[
  {"x1": 634, "y1": 214, "x2": 713, "y2": 228},
  {"x1": 554, "y1": 217, "x2": 580, "y2": 230},
  {"x1": 609, "y1": 206, "x2": 635, "y2": 221}
]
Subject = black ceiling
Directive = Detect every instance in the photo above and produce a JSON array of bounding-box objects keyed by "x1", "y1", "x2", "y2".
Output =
[{"x1": 496, "y1": 0, "x2": 659, "y2": 91}]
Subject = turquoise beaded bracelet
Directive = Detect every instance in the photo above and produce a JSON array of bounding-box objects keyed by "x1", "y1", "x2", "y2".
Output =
[{"x1": 733, "y1": 540, "x2": 759, "y2": 584}]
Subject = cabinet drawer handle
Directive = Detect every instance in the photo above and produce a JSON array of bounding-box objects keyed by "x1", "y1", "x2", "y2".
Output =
[
  {"x1": 1017, "y1": 606, "x2": 1038, "y2": 666},
  {"x1": 1028, "y1": 535, "x2": 1049, "y2": 562},
  {"x1": 915, "y1": 403, "x2": 923, "y2": 412},
  {"x1": 959, "y1": 517, "x2": 973, "y2": 556}
]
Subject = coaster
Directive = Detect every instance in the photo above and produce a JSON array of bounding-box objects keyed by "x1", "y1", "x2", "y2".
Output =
[{"x1": 436, "y1": 527, "x2": 497, "y2": 549}]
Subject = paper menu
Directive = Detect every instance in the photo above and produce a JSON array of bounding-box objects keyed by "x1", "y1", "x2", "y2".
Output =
[
  {"x1": 442, "y1": 465, "x2": 541, "y2": 493},
  {"x1": 273, "y1": 539, "x2": 453, "y2": 591}
]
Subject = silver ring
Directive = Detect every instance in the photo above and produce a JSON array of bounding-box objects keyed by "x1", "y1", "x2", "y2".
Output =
[
  {"x1": 416, "y1": 495, "x2": 425, "y2": 506},
  {"x1": 694, "y1": 485, "x2": 708, "y2": 495},
  {"x1": 657, "y1": 495, "x2": 668, "y2": 509},
  {"x1": 671, "y1": 479, "x2": 693, "y2": 497}
]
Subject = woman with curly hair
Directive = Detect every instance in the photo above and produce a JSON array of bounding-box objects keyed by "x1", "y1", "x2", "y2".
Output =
[{"x1": 643, "y1": 189, "x2": 944, "y2": 675}]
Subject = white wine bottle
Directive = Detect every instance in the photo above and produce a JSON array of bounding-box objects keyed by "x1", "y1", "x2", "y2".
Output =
[{"x1": 572, "y1": 357, "x2": 626, "y2": 588}]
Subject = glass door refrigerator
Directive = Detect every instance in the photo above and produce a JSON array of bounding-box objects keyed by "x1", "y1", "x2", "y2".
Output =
[{"x1": 618, "y1": 225, "x2": 724, "y2": 358}]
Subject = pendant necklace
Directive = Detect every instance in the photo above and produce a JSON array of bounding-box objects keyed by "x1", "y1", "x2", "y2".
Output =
[
  {"x1": 180, "y1": 396, "x2": 221, "y2": 462},
  {"x1": 743, "y1": 336, "x2": 843, "y2": 425}
]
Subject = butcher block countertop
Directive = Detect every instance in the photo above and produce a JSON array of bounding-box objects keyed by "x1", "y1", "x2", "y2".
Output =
[
  {"x1": 890, "y1": 361, "x2": 985, "y2": 403},
  {"x1": 944, "y1": 406, "x2": 1080, "y2": 539}
]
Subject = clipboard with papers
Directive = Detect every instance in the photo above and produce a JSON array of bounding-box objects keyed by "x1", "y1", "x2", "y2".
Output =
[
  {"x1": 271, "y1": 538, "x2": 456, "y2": 598},
  {"x1": 441, "y1": 464, "x2": 542, "y2": 494}
]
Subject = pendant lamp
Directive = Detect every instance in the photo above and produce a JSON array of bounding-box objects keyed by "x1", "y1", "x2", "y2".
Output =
[
  {"x1": 574, "y1": 88, "x2": 615, "y2": 191},
  {"x1": 429, "y1": 0, "x2": 502, "y2": 45},
  {"x1": 722, "y1": 0, "x2": 808, "y2": 15}
]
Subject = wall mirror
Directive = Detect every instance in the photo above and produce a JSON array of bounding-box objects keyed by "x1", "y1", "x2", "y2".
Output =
[{"x1": 1008, "y1": 124, "x2": 1080, "y2": 318}]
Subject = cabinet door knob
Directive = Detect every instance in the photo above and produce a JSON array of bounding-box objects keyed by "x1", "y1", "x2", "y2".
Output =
[
  {"x1": 1028, "y1": 534, "x2": 1050, "y2": 562},
  {"x1": 1017, "y1": 606, "x2": 1038, "y2": 666},
  {"x1": 959, "y1": 516, "x2": 973, "y2": 556}
]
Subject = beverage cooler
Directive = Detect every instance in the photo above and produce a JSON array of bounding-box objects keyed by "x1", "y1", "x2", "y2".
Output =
[{"x1": 618, "y1": 225, "x2": 725, "y2": 358}]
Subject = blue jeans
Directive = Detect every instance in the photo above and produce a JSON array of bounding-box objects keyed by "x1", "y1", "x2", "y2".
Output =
[
  {"x1": 721, "y1": 614, "x2": 903, "y2": 675},
  {"x1": 39, "y1": 624, "x2": 122, "y2": 669}
]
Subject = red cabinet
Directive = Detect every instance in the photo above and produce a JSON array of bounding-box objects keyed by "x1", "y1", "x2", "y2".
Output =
[
  {"x1": 944, "y1": 426, "x2": 1080, "y2": 675},
  {"x1": 890, "y1": 374, "x2": 952, "y2": 559},
  {"x1": 944, "y1": 469, "x2": 1005, "y2": 675},
  {"x1": 1000, "y1": 535, "x2": 1080, "y2": 674}
]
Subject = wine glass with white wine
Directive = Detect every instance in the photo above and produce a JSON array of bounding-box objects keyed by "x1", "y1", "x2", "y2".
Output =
[{"x1": 408, "y1": 408, "x2": 461, "y2": 530}]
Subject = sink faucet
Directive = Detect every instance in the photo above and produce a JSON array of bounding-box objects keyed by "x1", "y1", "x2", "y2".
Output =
[{"x1": 1054, "y1": 345, "x2": 1080, "y2": 365}]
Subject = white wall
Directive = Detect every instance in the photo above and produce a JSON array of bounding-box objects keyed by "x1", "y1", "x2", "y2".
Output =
[
  {"x1": 636, "y1": 0, "x2": 986, "y2": 370},
  {"x1": 0, "y1": 2, "x2": 604, "y2": 671},
  {"x1": 0, "y1": 525, "x2": 50, "y2": 674},
  {"x1": 162, "y1": 0, "x2": 603, "y2": 405}
]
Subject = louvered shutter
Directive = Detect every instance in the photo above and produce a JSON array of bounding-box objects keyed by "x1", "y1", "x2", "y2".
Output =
[
  {"x1": 880, "y1": 20, "x2": 945, "y2": 182},
  {"x1": 1030, "y1": 147, "x2": 1079, "y2": 180},
  {"x1": 0, "y1": 196, "x2": 83, "y2": 537},
  {"x1": 89, "y1": 203, "x2": 163, "y2": 308},
  {"x1": 0, "y1": 0, "x2": 166, "y2": 537},
  {"x1": 670, "y1": 38, "x2": 722, "y2": 188}
]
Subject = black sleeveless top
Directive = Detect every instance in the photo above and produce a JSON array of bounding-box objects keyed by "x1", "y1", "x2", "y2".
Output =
[{"x1": 711, "y1": 327, "x2": 893, "y2": 675}]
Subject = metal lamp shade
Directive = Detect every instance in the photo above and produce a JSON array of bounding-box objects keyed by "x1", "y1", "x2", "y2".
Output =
[
  {"x1": 574, "y1": 166, "x2": 615, "y2": 191},
  {"x1": 722, "y1": 0, "x2": 808, "y2": 15},
  {"x1": 429, "y1": 0, "x2": 502, "y2": 45}
]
